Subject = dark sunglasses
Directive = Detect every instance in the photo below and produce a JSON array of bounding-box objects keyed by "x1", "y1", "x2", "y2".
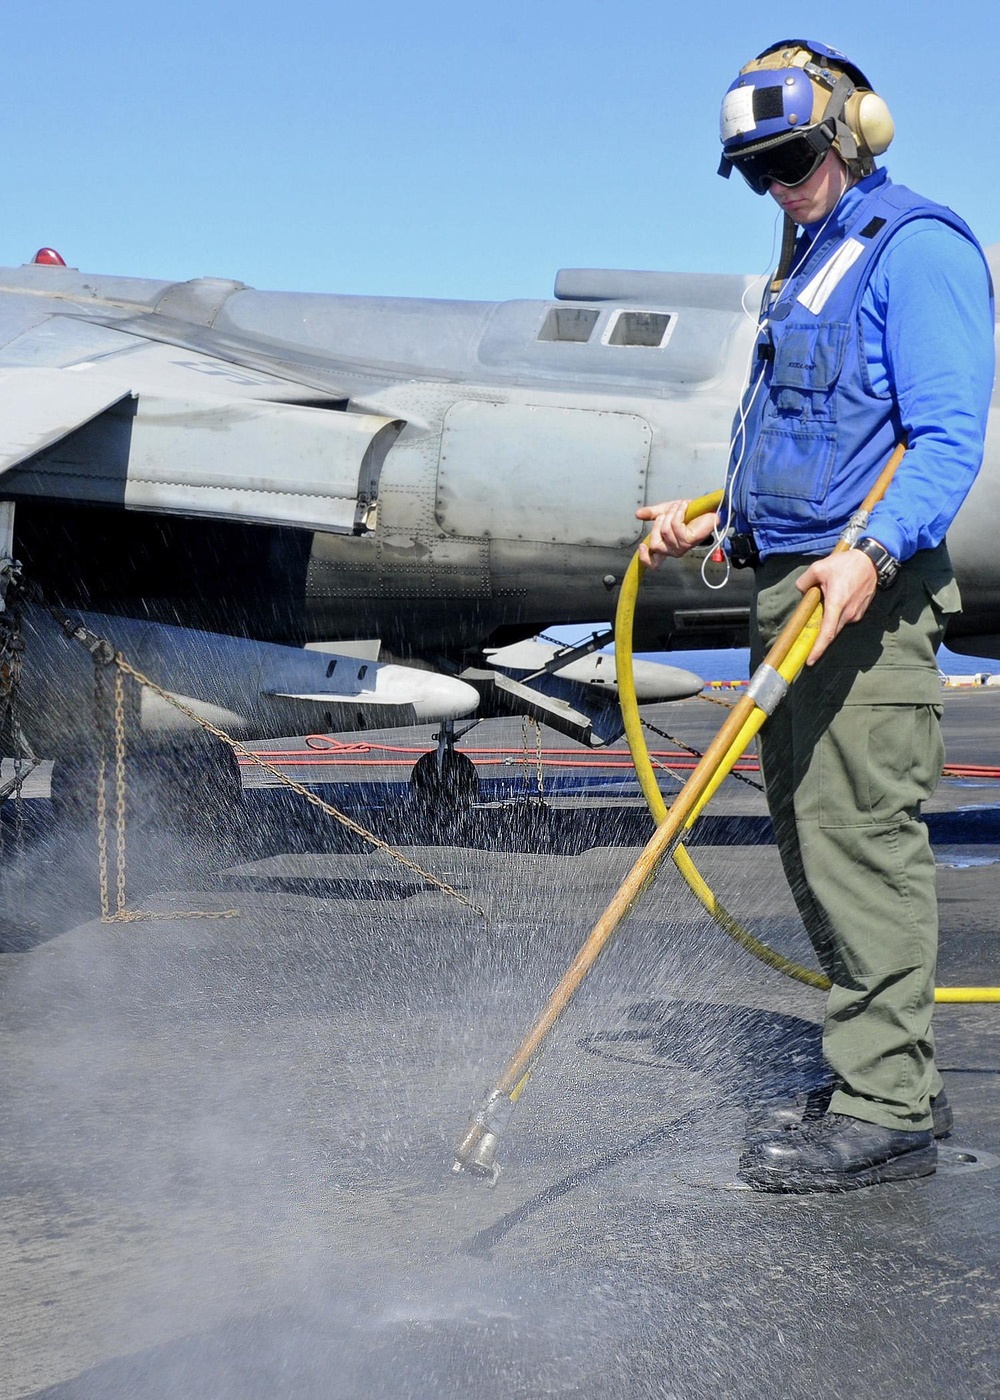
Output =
[{"x1": 724, "y1": 125, "x2": 834, "y2": 196}]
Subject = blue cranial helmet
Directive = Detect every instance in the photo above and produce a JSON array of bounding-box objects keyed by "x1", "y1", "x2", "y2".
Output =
[{"x1": 719, "y1": 40, "x2": 893, "y2": 193}]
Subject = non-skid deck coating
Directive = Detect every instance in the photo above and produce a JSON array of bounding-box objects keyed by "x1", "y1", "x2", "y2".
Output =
[{"x1": 0, "y1": 690, "x2": 998, "y2": 1400}]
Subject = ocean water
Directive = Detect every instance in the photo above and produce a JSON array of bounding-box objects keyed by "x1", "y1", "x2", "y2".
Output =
[{"x1": 543, "y1": 627, "x2": 997, "y2": 685}]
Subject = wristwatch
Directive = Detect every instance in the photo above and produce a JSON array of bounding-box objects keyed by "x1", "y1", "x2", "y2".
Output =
[{"x1": 853, "y1": 536, "x2": 900, "y2": 590}]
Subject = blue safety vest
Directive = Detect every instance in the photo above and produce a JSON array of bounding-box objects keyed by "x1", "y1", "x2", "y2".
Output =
[{"x1": 728, "y1": 178, "x2": 990, "y2": 558}]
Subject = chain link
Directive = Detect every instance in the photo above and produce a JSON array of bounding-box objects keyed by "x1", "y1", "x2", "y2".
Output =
[
  {"x1": 93, "y1": 665, "x2": 112, "y2": 921},
  {"x1": 113, "y1": 666, "x2": 129, "y2": 919},
  {"x1": 81, "y1": 640, "x2": 241, "y2": 922},
  {"x1": 0, "y1": 575, "x2": 32, "y2": 862},
  {"x1": 12, "y1": 747, "x2": 26, "y2": 858},
  {"x1": 520, "y1": 716, "x2": 545, "y2": 800},
  {"x1": 699, "y1": 690, "x2": 739, "y2": 710},
  {"x1": 640, "y1": 713, "x2": 765, "y2": 794}
]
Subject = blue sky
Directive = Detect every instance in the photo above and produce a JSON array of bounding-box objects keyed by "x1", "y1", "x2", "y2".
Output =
[{"x1": 4, "y1": 1, "x2": 997, "y2": 299}]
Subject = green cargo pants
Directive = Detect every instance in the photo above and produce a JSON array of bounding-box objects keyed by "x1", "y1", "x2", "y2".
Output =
[{"x1": 751, "y1": 542, "x2": 960, "y2": 1132}]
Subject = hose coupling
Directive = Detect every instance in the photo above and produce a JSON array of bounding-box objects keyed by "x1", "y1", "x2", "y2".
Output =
[
  {"x1": 451, "y1": 1088, "x2": 514, "y2": 1184},
  {"x1": 747, "y1": 663, "x2": 789, "y2": 716}
]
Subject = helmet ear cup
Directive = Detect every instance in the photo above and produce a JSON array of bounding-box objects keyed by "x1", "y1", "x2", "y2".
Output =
[{"x1": 845, "y1": 90, "x2": 894, "y2": 157}]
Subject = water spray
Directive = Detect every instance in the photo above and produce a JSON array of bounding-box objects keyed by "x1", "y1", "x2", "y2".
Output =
[{"x1": 452, "y1": 450, "x2": 907, "y2": 1181}]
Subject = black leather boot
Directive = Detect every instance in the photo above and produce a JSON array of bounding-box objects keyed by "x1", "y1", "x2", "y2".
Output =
[
  {"x1": 738, "y1": 1113, "x2": 937, "y2": 1193},
  {"x1": 746, "y1": 1086, "x2": 953, "y2": 1143}
]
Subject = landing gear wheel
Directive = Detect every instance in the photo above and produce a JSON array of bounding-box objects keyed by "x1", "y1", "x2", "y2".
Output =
[{"x1": 409, "y1": 749, "x2": 480, "y2": 812}]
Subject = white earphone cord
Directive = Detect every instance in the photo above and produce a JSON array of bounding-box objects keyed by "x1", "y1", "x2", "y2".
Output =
[{"x1": 700, "y1": 170, "x2": 849, "y2": 591}]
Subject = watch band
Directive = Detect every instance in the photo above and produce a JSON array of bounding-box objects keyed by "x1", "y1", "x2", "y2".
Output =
[{"x1": 853, "y1": 536, "x2": 900, "y2": 590}]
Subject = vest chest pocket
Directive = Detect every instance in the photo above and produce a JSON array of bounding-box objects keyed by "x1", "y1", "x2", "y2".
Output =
[
  {"x1": 745, "y1": 421, "x2": 838, "y2": 516},
  {"x1": 744, "y1": 320, "x2": 849, "y2": 520},
  {"x1": 767, "y1": 321, "x2": 849, "y2": 422}
]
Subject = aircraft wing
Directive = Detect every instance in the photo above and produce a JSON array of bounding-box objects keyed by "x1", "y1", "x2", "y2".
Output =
[
  {"x1": 0, "y1": 371, "x2": 134, "y2": 474},
  {"x1": 0, "y1": 264, "x2": 406, "y2": 537},
  {"x1": 0, "y1": 364, "x2": 401, "y2": 537}
]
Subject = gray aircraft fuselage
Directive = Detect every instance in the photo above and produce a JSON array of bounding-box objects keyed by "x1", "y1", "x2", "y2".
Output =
[{"x1": 1, "y1": 250, "x2": 998, "y2": 671}]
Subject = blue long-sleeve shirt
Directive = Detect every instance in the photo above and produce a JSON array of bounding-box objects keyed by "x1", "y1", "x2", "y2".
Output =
[
  {"x1": 859, "y1": 214, "x2": 994, "y2": 559},
  {"x1": 800, "y1": 172, "x2": 994, "y2": 561}
]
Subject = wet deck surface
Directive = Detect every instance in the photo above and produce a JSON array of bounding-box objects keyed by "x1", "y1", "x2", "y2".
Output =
[{"x1": 1, "y1": 691, "x2": 998, "y2": 1399}]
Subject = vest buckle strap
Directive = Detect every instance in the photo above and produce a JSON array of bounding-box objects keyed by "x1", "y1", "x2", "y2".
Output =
[{"x1": 729, "y1": 531, "x2": 761, "y2": 569}]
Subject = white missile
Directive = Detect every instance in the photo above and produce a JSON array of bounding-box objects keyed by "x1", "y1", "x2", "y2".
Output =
[
  {"x1": 484, "y1": 638, "x2": 704, "y2": 703},
  {"x1": 17, "y1": 605, "x2": 478, "y2": 753}
]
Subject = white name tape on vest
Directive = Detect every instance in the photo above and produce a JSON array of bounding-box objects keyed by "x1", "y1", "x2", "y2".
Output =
[{"x1": 796, "y1": 238, "x2": 865, "y2": 315}]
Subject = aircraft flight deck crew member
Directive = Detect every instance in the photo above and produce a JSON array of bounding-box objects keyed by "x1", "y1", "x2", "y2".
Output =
[{"x1": 637, "y1": 40, "x2": 995, "y2": 1192}]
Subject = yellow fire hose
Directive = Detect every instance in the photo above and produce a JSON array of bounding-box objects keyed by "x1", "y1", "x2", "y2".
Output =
[
  {"x1": 616, "y1": 487, "x2": 829, "y2": 991},
  {"x1": 615, "y1": 490, "x2": 1000, "y2": 1008},
  {"x1": 452, "y1": 448, "x2": 998, "y2": 1182}
]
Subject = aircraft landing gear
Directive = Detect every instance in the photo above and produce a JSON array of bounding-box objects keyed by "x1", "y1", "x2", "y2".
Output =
[{"x1": 409, "y1": 719, "x2": 480, "y2": 813}]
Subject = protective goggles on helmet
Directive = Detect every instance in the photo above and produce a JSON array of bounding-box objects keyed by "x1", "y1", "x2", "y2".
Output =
[{"x1": 722, "y1": 123, "x2": 834, "y2": 196}]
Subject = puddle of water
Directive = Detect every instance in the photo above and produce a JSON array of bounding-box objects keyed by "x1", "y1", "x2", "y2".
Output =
[{"x1": 937, "y1": 1144, "x2": 1000, "y2": 1176}]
